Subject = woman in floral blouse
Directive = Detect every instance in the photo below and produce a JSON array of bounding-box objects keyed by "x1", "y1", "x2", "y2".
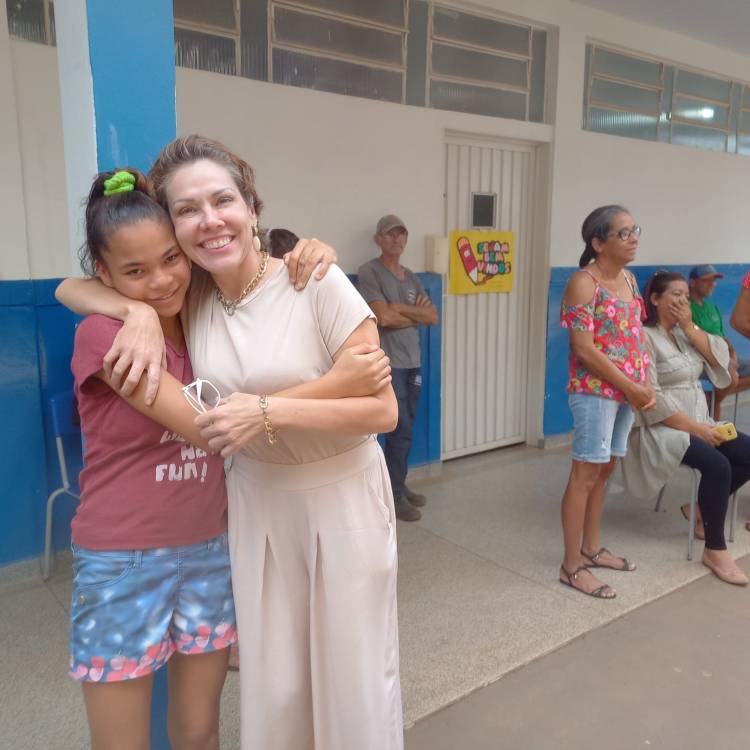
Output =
[{"x1": 558, "y1": 205, "x2": 654, "y2": 599}]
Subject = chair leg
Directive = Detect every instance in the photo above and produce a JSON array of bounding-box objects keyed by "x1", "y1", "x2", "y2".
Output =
[
  {"x1": 688, "y1": 471, "x2": 699, "y2": 561},
  {"x1": 42, "y1": 488, "x2": 68, "y2": 580},
  {"x1": 729, "y1": 491, "x2": 738, "y2": 543},
  {"x1": 654, "y1": 485, "x2": 666, "y2": 513}
]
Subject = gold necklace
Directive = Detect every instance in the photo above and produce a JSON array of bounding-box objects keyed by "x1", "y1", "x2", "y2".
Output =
[{"x1": 216, "y1": 251, "x2": 269, "y2": 316}]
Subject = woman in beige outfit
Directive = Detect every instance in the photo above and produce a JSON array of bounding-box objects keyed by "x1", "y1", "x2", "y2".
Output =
[{"x1": 57, "y1": 136, "x2": 404, "y2": 749}]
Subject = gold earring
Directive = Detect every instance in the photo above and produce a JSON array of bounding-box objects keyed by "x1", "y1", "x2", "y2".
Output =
[{"x1": 251, "y1": 224, "x2": 261, "y2": 253}]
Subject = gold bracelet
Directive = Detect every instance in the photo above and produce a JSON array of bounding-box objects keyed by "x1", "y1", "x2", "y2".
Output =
[{"x1": 258, "y1": 395, "x2": 277, "y2": 446}]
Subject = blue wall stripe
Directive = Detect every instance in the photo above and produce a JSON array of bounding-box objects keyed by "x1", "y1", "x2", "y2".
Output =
[
  {"x1": 2, "y1": 272, "x2": 442, "y2": 567},
  {"x1": 543, "y1": 263, "x2": 750, "y2": 436}
]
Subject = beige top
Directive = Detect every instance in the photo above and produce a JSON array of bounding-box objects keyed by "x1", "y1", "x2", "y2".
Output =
[
  {"x1": 621, "y1": 325, "x2": 730, "y2": 499},
  {"x1": 183, "y1": 263, "x2": 375, "y2": 465}
]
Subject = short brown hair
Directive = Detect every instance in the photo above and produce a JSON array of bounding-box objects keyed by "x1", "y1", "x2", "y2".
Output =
[{"x1": 148, "y1": 134, "x2": 264, "y2": 217}]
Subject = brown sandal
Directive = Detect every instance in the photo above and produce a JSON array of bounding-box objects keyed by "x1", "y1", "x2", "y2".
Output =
[
  {"x1": 560, "y1": 564, "x2": 616, "y2": 599},
  {"x1": 581, "y1": 547, "x2": 636, "y2": 572}
]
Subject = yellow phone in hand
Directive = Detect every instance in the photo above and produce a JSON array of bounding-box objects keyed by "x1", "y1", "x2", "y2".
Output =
[{"x1": 713, "y1": 422, "x2": 738, "y2": 442}]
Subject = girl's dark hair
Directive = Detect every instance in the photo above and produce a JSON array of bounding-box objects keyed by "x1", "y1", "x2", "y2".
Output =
[
  {"x1": 579, "y1": 205, "x2": 629, "y2": 268},
  {"x1": 80, "y1": 168, "x2": 170, "y2": 275},
  {"x1": 642, "y1": 271, "x2": 686, "y2": 327},
  {"x1": 266, "y1": 228, "x2": 300, "y2": 259},
  {"x1": 148, "y1": 134, "x2": 264, "y2": 218}
]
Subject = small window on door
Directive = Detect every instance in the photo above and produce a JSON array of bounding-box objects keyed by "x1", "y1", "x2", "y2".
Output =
[{"x1": 471, "y1": 193, "x2": 496, "y2": 227}]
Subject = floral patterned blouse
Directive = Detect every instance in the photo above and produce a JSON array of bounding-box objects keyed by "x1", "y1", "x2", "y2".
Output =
[{"x1": 560, "y1": 269, "x2": 649, "y2": 402}]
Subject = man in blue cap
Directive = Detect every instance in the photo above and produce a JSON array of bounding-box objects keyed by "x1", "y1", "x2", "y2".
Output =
[{"x1": 689, "y1": 264, "x2": 750, "y2": 418}]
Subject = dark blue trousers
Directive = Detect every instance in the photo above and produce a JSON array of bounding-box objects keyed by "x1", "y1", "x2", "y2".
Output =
[{"x1": 384, "y1": 367, "x2": 421, "y2": 499}]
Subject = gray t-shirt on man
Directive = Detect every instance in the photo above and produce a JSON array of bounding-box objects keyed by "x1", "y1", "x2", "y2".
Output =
[{"x1": 356, "y1": 258, "x2": 425, "y2": 369}]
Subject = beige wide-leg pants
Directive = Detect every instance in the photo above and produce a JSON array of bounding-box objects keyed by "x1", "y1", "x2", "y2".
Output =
[{"x1": 226, "y1": 437, "x2": 403, "y2": 750}]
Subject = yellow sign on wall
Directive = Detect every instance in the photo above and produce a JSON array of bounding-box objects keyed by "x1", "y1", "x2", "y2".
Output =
[{"x1": 448, "y1": 230, "x2": 514, "y2": 295}]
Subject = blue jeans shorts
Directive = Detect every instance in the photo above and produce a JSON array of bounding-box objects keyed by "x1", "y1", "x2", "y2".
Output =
[
  {"x1": 569, "y1": 393, "x2": 634, "y2": 464},
  {"x1": 69, "y1": 532, "x2": 237, "y2": 683}
]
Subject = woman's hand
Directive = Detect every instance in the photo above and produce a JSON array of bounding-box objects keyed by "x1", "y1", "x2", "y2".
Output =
[
  {"x1": 670, "y1": 297, "x2": 693, "y2": 331},
  {"x1": 328, "y1": 343, "x2": 392, "y2": 397},
  {"x1": 103, "y1": 305, "x2": 165, "y2": 404},
  {"x1": 624, "y1": 382, "x2": 656, "y2": 411},
  {"x1": 692, "y1": 421, "x2": 722, "y2": 447},
  {"x1": 195, "y1": 392, "x2": 266, "y2": 457},
  {"x1": 284, "y1": 238, "x2": 339, "y2": 290}
]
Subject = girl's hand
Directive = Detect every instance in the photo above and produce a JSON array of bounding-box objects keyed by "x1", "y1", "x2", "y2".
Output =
[
  {"x1": 692, "y1": 421, "x2": 721, "y2": 447},
  {"x1": 195, "y1": 392, "x2": 266, "y2": 457},
  {"x1": 284, "y1": 238, "x2": 338, "y2": 289},
  {"x1": 329, "y1": 343, "x2": 392, "y2": 397},
  {"x1": 103, "y1": 305, "x2": 165, "y2": 404}
]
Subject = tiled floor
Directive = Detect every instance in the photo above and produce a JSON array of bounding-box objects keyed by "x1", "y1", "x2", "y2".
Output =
[{"x1": 3, "y1": 410, "x2": 750, "y2": 748}]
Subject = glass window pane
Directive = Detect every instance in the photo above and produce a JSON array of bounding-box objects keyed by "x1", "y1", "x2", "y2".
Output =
[
  {"x1": 432, "y1": 43, "x2": 527, "y2": 88},
  {"x1": 174, "y1": 0, "x2": 236, "y2": 31},
  {"x1": 175, "y1": 28, "x2": 236, "y2": 75},
  {"x1": 673, "y1": 96, "x2": 728, "y2": 127},
  {"x1": 432, "y1": 7, "x2": 529, "y2": 57},
  {"x1": 671, "y1": 122, "x2": 727, "y2": 152},
  {"x1": 274, "y1": 7, "x2": 403, "y2": 66},
  {"x1": 740, "y1": 110, "x2": 750, "y2": 134},
  {"x1": 272, "y1": 48, "x2": 403, "y2": 103},
  {"x1": 738, "y1": 133, "x2": 750, "y2": 156},
  {"x1": 744, "y1": 87, "x2": 750, "y2": 108},
  {"x1": 592, "y1": 47, "x2": 661, "y2": 87},
  {"x1": 587, "y1": 107, "x2": 658, "y2": 140},
  {"x1": 430, "y1": 79, "x2": 527, "y2": 120},
  {"x1": 283, "y1": 0, "x2": 406, "y2": 27},
  {"x1": 675, "y1": 70, "x2": 730, "y2": 102},
  {"x1": 590, "y1": 78, "x2": 660, "y2": 114},
  {"x1": 529, "y1": 29, "x2": 546, "y2": 122},
  {"x1": 7, "y1": 0, "x2": 46, "y2": 43}
]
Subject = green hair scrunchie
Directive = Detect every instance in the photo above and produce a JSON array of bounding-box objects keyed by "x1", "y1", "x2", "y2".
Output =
[{"x1": 103, "y1": 171, "x2": 136, "y2": 197}]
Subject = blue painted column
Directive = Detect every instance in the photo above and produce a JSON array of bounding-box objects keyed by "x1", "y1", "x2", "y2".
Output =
[{"x1": 54, "y1": 2, "x2": 176, "y2": 746}]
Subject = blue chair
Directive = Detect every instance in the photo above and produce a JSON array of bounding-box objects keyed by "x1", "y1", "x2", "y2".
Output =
[{"x1": 42, "y1": 391, "x2": 82, "y2": 580}]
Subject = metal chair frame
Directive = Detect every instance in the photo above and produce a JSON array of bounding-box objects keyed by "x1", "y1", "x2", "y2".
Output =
[{"x1": 42, "y1": 391, "x2": 81, "y2": 580}]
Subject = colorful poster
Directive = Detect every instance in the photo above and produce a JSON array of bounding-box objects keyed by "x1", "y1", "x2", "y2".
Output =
[{"x1": 448, "y1": 230, "x2": 514, "y2": 295}]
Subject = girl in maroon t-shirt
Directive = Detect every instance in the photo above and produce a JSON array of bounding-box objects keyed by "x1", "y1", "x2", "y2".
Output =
[{"x1": 68, "y1": 169, "x2": 237, "y2": 749}]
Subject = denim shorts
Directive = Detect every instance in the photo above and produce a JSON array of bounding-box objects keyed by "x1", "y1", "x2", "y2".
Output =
[
  {"x1": 69, "y1": 533, "x2": 237, "y2": 683},
  {"x1": 569, "y1": 393, "x2": 634, "y2": 463}
]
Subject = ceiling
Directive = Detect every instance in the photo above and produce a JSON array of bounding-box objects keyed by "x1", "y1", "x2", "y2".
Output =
[{"x1": 571, "y1": 0, "x2": 750, "y2": 56}]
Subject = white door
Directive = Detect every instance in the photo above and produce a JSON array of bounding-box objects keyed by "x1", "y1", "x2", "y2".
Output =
[{"x1": 442, "y1": 134, "x2": 537, "y2": 460}]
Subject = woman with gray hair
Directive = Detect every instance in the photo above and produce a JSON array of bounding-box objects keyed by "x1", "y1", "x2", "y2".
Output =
[{"x1": 558, "y1": 205, "x2": 654, "y2": 599}]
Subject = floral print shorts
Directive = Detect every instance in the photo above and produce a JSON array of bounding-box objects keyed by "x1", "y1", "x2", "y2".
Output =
[{"x1": 69, "y1": 533, "x2": 237, "y2": 683}]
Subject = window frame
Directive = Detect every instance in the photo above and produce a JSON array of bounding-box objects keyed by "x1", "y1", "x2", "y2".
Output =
[
  {"x1": 173, "y1": 0, "x2": 242, "y2": 76},
  {"x1": 426, "y1": 3, "x2": 547, "y2": 123},
  {"x1": 268, "y1": 0, "x2": 410, "y2": 103}
]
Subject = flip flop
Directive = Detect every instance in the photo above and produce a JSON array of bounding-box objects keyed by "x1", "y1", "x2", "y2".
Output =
[
  {"x1": 581, "y1": 546, "x2": 636, "y2": 572},
  {"x1": 681, "y1": 504, "x2": 705, "y2": 540},
  {"x1": 559, "y1": 564, "x2": 616, "y2": 599}
]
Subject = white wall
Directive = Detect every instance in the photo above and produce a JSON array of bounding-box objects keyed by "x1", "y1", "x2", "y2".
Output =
[
  {"x1": 10, "y1": 40, "x2": 71, "y2": 279},
  {"x1": 5, "y1": 0, "x2": 750, "y2": 279},
  {"x1": 0, "y1": 22, "x2": 31, "y2": 280},
  {"x1": 176, "y1": 69, "x2": 552, "y2": 273}
]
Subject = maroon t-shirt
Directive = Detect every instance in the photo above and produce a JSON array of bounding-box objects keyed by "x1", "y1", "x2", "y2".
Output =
[{"x1": 71, "y1": 315, "x2": 227, "y2": 550}]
